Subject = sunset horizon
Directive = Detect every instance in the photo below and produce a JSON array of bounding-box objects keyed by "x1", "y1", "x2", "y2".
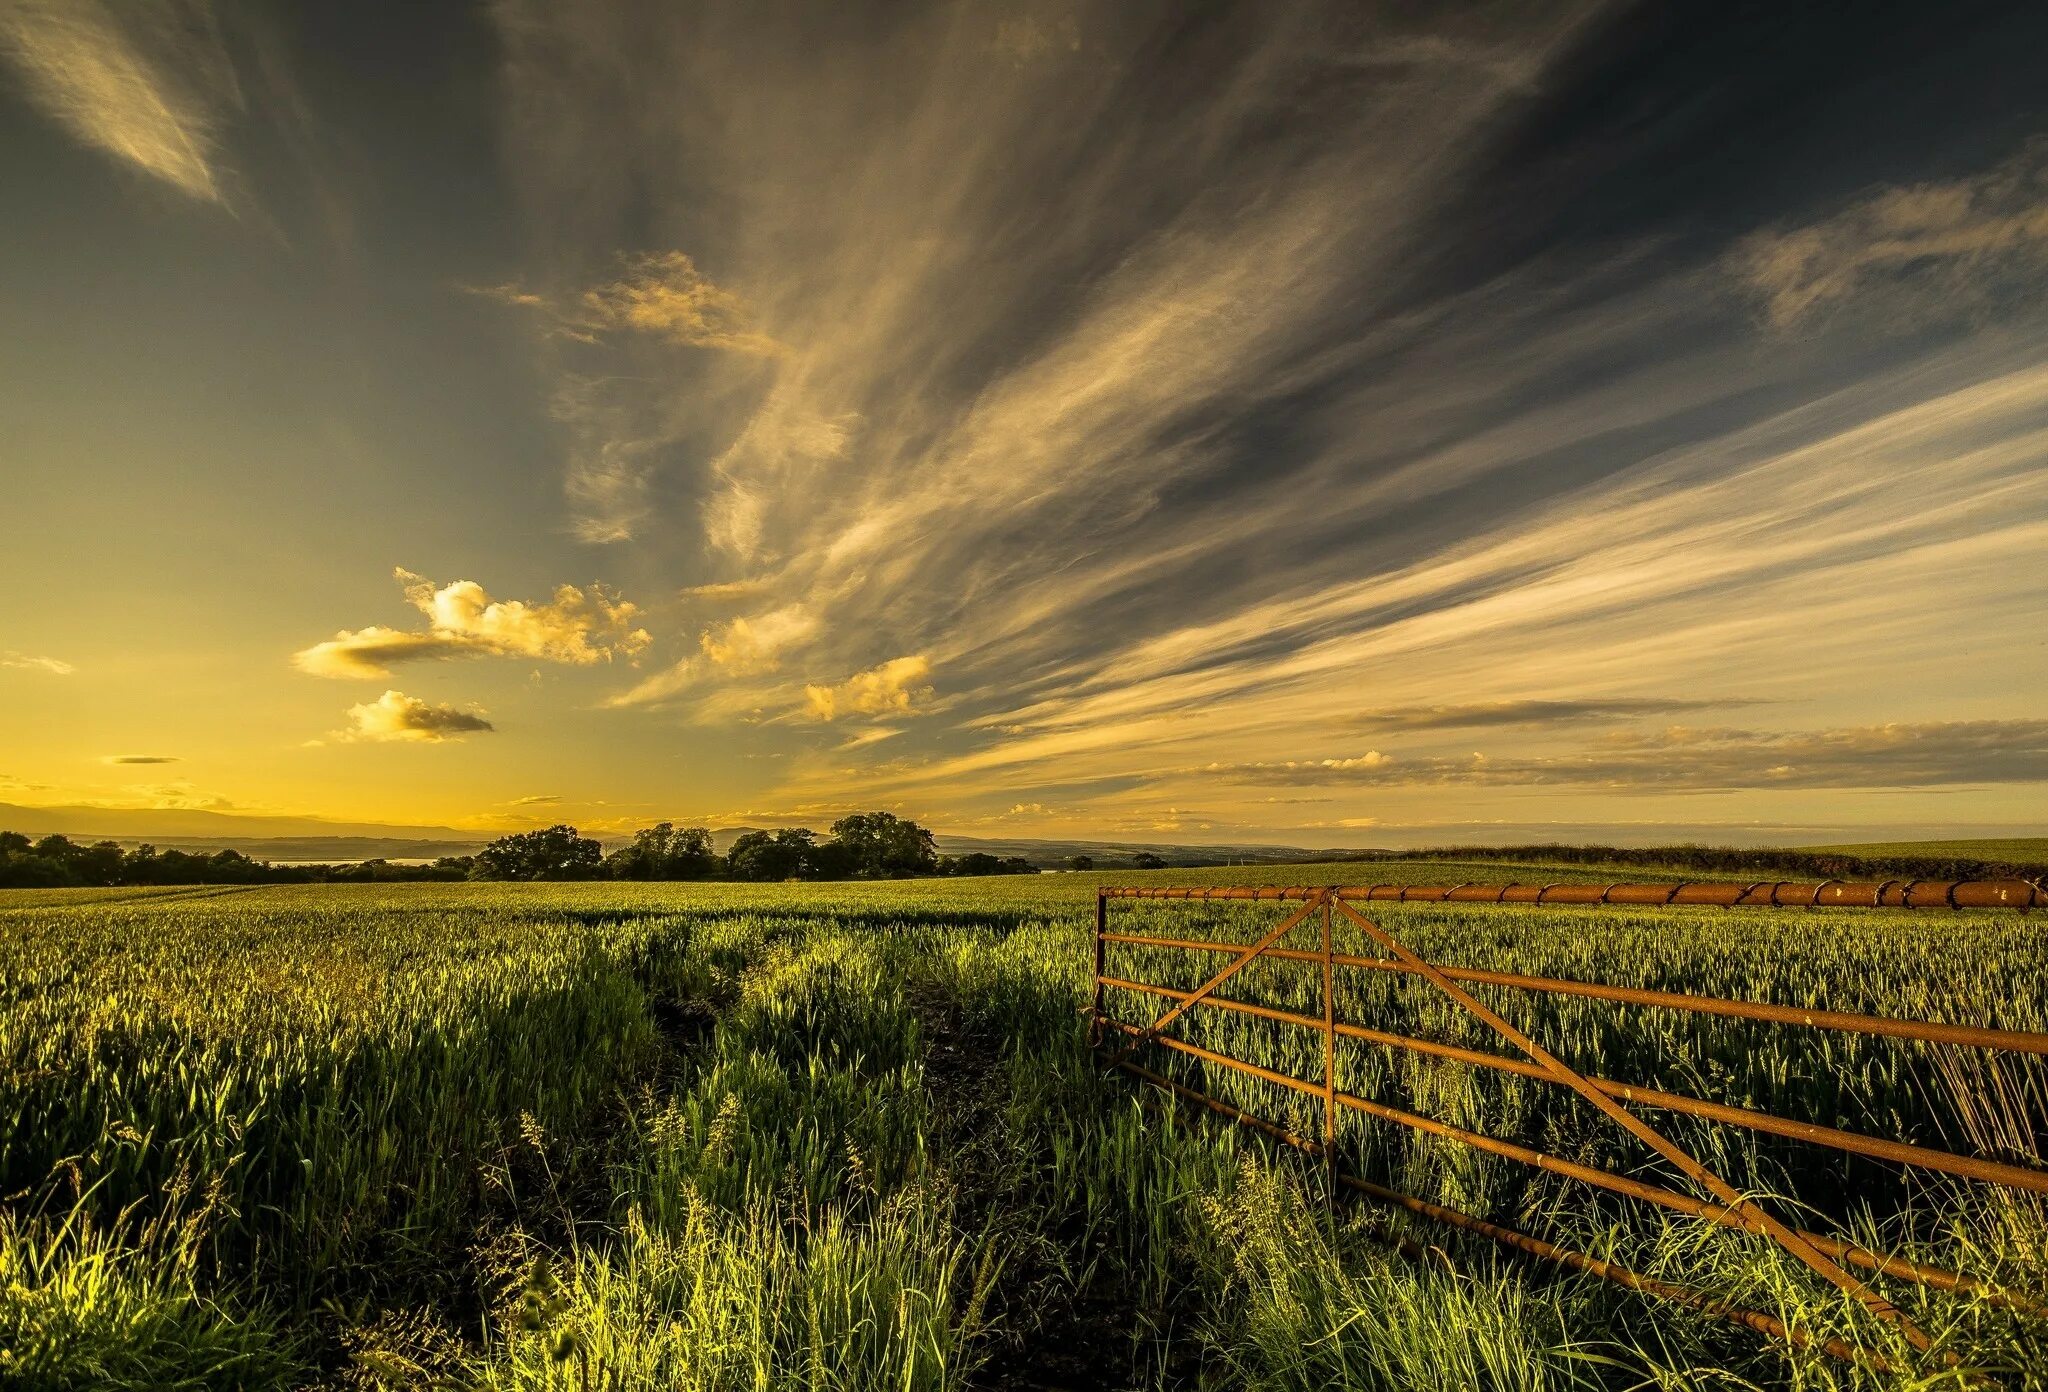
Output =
[
  {"x1": 6, "y1": 2, "x2": 2046, "y2": 849},
  {"x1": 6, "y1": 7, "x2": 2048, "y2": 1385}
]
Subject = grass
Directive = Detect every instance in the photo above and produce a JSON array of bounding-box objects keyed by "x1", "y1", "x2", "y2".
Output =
[
  {"x1": 1797, "y1": 840, "x2": 2048, "y2": 867},
  {"x1": 0, "y1": 861, "x2": 2042, "y2": 1389}
]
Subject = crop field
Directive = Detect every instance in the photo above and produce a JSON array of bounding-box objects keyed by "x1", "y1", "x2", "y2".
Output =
[
  {"x1": 2, "y1": 860, "x2": 2044, "y2": 1390},
  {"x1": 1797, "y1": 841, "x2": 2048, "y2": 869}
]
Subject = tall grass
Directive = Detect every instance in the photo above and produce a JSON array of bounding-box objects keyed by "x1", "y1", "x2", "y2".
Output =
[{"x1": 0, "y1": 864, "x2": 2042, "y2": 1388}]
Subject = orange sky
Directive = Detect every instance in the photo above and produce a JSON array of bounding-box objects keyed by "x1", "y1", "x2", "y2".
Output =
[{"x1": 4, "y1": 2, "x2": 2047, "y2": 847}]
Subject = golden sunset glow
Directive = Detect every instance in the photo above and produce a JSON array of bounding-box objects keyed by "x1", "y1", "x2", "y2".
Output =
[{"x1": 4, "y1": 1, "x2": 2046, "y2": 851}]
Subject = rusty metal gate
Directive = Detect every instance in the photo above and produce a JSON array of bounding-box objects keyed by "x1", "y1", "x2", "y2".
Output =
[{"x1": 1088, "y1": 879, "x2": 2048, "y2": 1369}]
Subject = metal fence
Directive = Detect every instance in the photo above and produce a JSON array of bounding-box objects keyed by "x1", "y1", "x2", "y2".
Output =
[{"x1": 1088, "y1": 879, "x2": 2048, "y2": 1369}]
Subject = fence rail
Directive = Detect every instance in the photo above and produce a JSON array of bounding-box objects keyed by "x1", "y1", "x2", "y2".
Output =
[
  {"x1": 1102, "y1": 878, "x2": 2046, "y2": 908},
  {"x1": 1089, "y1": 880, "x2": 2048, "y2": 1368}
]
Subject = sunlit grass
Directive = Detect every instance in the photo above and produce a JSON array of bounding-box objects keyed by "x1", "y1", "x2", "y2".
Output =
[{"x1": 0, "y1": 862, "x2": 2041, "y2": 1388}]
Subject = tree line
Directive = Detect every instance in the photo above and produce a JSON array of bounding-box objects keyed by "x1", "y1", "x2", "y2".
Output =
[
  {"x1": 1377, "y1": 842, "x2": 2048, "y2": 883},
  {"x1": 460, "y1": 813, "x2": 1039, "y2": 882},
  {"x1": 0, "y1": 832, "x2": 475, "y2": 888},
  {"x1": 0, "y1": 812, "x2": 1040, "y2": 888}
]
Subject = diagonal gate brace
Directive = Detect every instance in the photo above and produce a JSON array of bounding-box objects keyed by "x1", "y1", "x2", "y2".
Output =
[
  {"x1": 1329, "y1": 895, "x2": 1933, "y2": 1354},
  {"x1": 1101, "y1": 891, "x2": 1329, "y2": 1074}
]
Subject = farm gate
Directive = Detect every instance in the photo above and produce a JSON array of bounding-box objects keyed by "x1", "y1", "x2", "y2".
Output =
[{"x1": 1088, "y1": 878, "x2": 2048, "y2": 1370}]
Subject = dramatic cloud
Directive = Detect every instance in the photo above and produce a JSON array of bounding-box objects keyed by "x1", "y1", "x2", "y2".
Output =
[
  {"x1": 804, "y1": 656, "x2": 934, "y2": 722},
  {"x1": 1736, "y1": 140, "x2": 2048, "y2": 328},
  {"x1": 817, "y1": 355, "x2": 2048, "y2": 818},
  {"x1": 295, "y1": 568, "x2": 650, "y2": 678},
  {"x1": 1, "y1": 651, "x2": 73, "y2": 675},
  {"x1": 102, "y1": 755, "x2": 179, "y2": 765},
  {"x1": 341, "y1": 690, "x2": 494, "y2": 743},
  {"x1": 0, "y1": 0, "x2": 235, "y2": 202},
  {"x1": 464, "y1": 4, "x2": 2048, "y2": 838}
]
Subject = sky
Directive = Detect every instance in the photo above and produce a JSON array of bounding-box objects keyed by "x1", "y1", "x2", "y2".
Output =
[{"x1": 3, "y1": 0, "x2": 2048, "y2": 848}]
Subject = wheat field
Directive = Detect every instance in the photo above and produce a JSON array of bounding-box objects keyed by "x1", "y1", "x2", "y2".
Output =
[{"x1": 2, "y1": 862, "x2": 2043, "y2": 1389}]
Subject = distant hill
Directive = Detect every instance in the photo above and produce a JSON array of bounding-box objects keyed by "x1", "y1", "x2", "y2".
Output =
[
  {"x1": 138, "y1": 835, "x2": 489, "y2": 863},
  {"x1": 0, "y1": 801, "x2": 478, "y2": 847}
]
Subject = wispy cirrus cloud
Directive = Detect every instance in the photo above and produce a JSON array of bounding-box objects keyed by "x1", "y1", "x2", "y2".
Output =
[
  {"x1": 786, "y1": 353, "x2": 2048, "y2": 821},
  {"x1": 470, "y1": 3, "x2": 2048, "y2": 837},
  {"x1": 0, "y1": 0, "x2": 236, "y2": 203},
  {"x1": 295, "y1": 567, "x2": 650, "y2": 678},
  {"x1": 468, "y1": 253, "x2": 786, "y2": 542},
  {"x1": 605, "y1": 603, "x2": 828, "y2": 709},
  {"x1": 491, "y1": 2, "x2": 1608, "y2": 727},
  {"x1": 1735, "y1": 140, "x2": 2048, "y2": 329},
  {"x1": 472, "y1": 252, "x2": 782, "y2": 355},
  {"x1": 698, "y1": 605, "x2": 818, "y2": 676},
  {"x1": 102, "y1": 754, "x2": 179, "y2": 765},
  {"x1": 2, "y1": 650, "x2": 74, "y2": 675}
]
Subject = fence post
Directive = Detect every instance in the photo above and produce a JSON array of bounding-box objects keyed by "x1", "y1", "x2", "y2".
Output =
[
  {"x1": 1321, "y1": 890, "x2": 1338, "y2": 1207},
  {"x1": 1091, "y1": 889, "x2": 1108, "y2": 1048}
]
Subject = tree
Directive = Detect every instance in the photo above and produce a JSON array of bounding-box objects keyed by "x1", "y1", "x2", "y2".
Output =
[
  {"x1": 1131, "y1": 851, "x2": 1167, "y2": 870},
  {"x1": 943, "y1": 852, "x2": 1038, "y2": 877},
  {"x1": 472, "y1": 825, "x2": 604, "y2": 881},
  {"x1": 75, "y1": 840, "x2": 126, "y2": 884},
  {"x1": 727, "y1": 827, "x2": 821, "y2": 881},
  {"x1": 827, "y1": 812, "x2": 938, "y2": 879},
  {"x1": 1067, "y1": 855, "x2": 1095, "y2": 872},
  {"x1": 606, "y1": 822, "x2": 718, "y2": 880}
]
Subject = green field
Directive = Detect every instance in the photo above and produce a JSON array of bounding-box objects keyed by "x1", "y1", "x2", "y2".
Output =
[
  {"x1": 2, "y1": 861, "x2": 2043, "y2": 1389},
  {"x1": 1798, "y1": 840, "x2": 2048, "y2": 867}
]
